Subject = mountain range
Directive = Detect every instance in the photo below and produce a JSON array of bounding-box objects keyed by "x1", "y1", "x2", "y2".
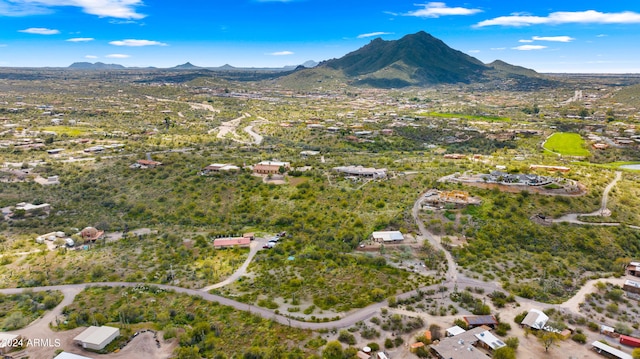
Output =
[
  {"x1": 287, "y1": 31, "x2": 544, "y2": 88},
  {"x1": 67, "y1": 32, "x2": 546, "y2": 88},
  {"x1": 68, "y1": 60, "x2": 319, "y2": 72}
]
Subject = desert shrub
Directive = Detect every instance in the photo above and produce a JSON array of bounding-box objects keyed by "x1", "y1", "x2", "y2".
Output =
[{"x1": 572, "y1": 333, "x2": 587, "y2": 344}]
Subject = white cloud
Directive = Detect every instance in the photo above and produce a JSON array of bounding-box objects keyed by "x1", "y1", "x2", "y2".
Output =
[
  {"x1": 532, "y1": 36, "x2": 574, "y2": 42},
  {"x1": 519, "y1": 36, "x2": 574, "y2": 43},
  {"x1": 85, "y1": 55, "x2": 98, "y2": 59},
  {"x1": 406, "y1": 2, "x2": 482, "y2": 18},
  {"x1": 268, "y1": 51, "x2": 294, "y2": 56},
  {"x1": 67, "y1": 37, "x2": 94, "y2": 42},
  {"x1": 468, "y1": 50, "x2": 480, "y2": 53},
  {"x1": 106, "y1": 54, "x2": 130, "y2": 58},
  {"x1": 512, "y1": 45, "x2": 547, "y2": 51},
  {"x1": 357, "y1": 32, "x2": 393, "y2": 39},
  {"x1": 490, "y1": 47, "x2": 506, "y2": 50},
  {"x1": 476, "y1": 10, "x2": 640, "y2": 27},
  {"x1": 19, "y1": 27, "x2": 59, "y2": 35},
  {"x1": 0, "y1": 44, "x2": 7, "y2": 47},
  {"x1": 0, "y1": 0, "x2": 145, "y2": 19},
  {"x1": 109, "y1": 39, "x2": 167, "y2": 47},
  {"x1": 109, "y1": 19, "x2": 138, "y2": 24},
  {"x1": 597, "y1": 34, "x2": 608, "y2": 37}
]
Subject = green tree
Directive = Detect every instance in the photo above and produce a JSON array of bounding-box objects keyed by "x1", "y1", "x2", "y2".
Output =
[
  {"x1": 493, "y1": 346, "x2": 516, "y2": 359},
  {"x1": 578, "y1": 107, "x2": 590, "y2": 119},
  {"x1": 632, "y1": 347, "x2": 640, "y2": 359},
  {"x1": 338, "y1": 330, "x2": 356, "y2": 345},
  {"x1": 322, "y1": 341, "x2": 343, "y2": 359},
  {"x1": 505, "y1": 337, "x2": 519, "y2": 350},
  {"x1": 415, "y1": 346, "x2": 430, "y2": 358},
  {"x1": 540, "y1": 332, "x2": 560, "y2": 352},
  {"x1": 606, "y1": 108, "x2": 615, "y2": 122},
  {"x1": 453, "y1": 318, "x2": 468, "y2": 330}
]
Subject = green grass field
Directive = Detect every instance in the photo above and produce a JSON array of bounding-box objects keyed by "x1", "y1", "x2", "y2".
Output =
[{"x1": 544, "y1": 132, "x2": 590, "y2": 156}]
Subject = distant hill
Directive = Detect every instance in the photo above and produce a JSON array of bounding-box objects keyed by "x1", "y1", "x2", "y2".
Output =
[
  {"x1": 172, "y1": 62, "x2": 201, "y2": 70},
  {"x1": 320, "y1": 31, "x2": 487, "y2": 87},
  {"x1": 488, "y1": 60, "x2": 540, "y2": 77},
  {"x1": 302, "y1": 60, "x2": 318, "y2": 68},
  {"x1": 215, "y1": 64, "x2": 237, "y2": 71},
  {"x1": 284, "y1": 31, "x2": 543, "y2": 88},
  {"x1": 68, "y1": 62, "x2": 126, "y2": 70}
]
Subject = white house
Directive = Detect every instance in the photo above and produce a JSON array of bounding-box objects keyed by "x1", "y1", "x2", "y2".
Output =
[
  {"x1": 371, "y1": 231, "x2": 404, "y2": 242},
  {"x1": 520, "y1": 309, "x2": 549, "y2": 330},
  {"x1": 74, "y1": 326, "x2": 120, "y2": 350},
  {"x1": 54, "y1": 352, "x2": 93, "y2": 359}
]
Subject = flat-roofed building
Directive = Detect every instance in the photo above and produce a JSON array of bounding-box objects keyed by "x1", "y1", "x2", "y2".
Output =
[
  {"x1": 0, "y1": 333, "x2": 20, "y2": 354},
  {"x1": 333, "y1": 166, "x2": 387, "y2": 179},
  {"x1": 371, "y1": 231, "x2": 404, "y2": 243},
  {"x1": 73, "y1": 326, "x2": 120, "y2": 351},
  {"x1": 624, "y1": 280, "x2": 640, "y2": 300},
  {"x1": 201, "y1": 163, "x2": 240, "y2": 175},
  {"x1": 430, "y1": 326, "x2": 492, "y2": 359},
  {"x1": 446, "y1": 325, "x2": 467, "y2": 337},
  {"x1": 54, "y1": 352, "x2": 93, "y2": 359},
  {"x1": 463, "y1": 315, "x2": 498, "y2": 329},
  {"x1": 213, "y1": 237, "x2": 251, "y2": 248},
  {"x1": 627, "y1": 262, "x2": 640, "y2": 277},
  {"x1": 253, "y1": 161, "x2": 290, "y2": 175},
  {"x1": 592, "y1": 341, "x2": 632, "y2": 359},
  {"x1": 474, "y1": 330, "x2": 506, "y2": 351}
]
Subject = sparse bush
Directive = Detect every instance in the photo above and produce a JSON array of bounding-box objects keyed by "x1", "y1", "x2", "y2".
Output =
[
  {"x1": 337, "y1": 330, "x2": 356, "y2": 345},
  {"x1": 384, "y1": 338, "x2": 394, "y2": 349},
  {"x1": 572, "y1": 333, "x2": 587, "y2": 344}
]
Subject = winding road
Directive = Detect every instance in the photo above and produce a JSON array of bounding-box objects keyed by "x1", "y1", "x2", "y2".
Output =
[
  {"x1": 210, "y1": 113, "x2": 265, "y2": 145},
  {"x1": 412, "y1": 192, "x2": 457, "y2": 282},
  {"x1": 553, "y1": 171, "x2": 621, "y2": 224},
  {"x1": 200, "y1": 237, "x2": 266, "y2": 291},
  {"x1": 1, "y1": 178, "x2": 638, "y2": 356}
]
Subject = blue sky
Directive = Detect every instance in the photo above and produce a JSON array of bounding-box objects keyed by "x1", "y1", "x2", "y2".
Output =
[{"x1": 1, "y1": 0, "x2": 639, "y2": 72}]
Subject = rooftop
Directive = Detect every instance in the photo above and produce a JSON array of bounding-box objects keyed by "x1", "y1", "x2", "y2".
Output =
[
  {"x1": 592, "y1": 341, "x2": 632, "y2": 359},
  {"x1": 431, "y1": 326, "x2": 490, "y2": 359},
  {"x1": 54, "y1": 352, "x2": 93, "y2": 359},
  {"x1": 371, "y1": 231, "x2": 404, "y2": 242},
  {"x1": 73, "y1": 325, "x2": 119, "y2": 346},
  {"x1": 521, "y1": 309, "x2": 549, "y2": 330},
  {"x1": 625, "y1": 280, "x2": 640, "y2": 289},
  {"x1": 464, "y1": 315, "x2": 498, "y2": 326},
  {"x1": 474, "y1": 330, "x2": 506, "y2": 350},
  {"x1": 446, "y1": 325, "x2": 467, "y2": 337}
]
